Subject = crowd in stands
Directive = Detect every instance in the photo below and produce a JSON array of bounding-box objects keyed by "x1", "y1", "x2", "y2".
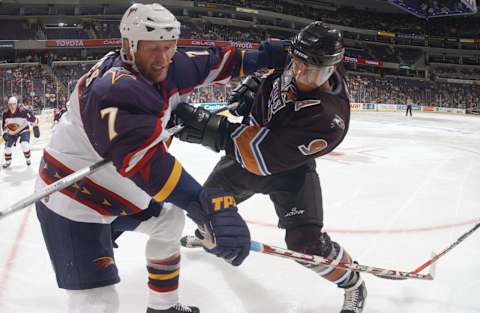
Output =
[
  {"x1": 0, "y1": 65, "x2": 68, "y2": 113},
  {"x1": 1, "y1": 2, "x2": 480, "y2": 112},
  {"x1": 199, "y1": 0, "x2": 480, "y2": 38},
  {"x1": 190, "y1": 23, "x2": 266, "y2": 43},
  {"x1": 1, "y1": 62, "x2": 478, "y2": 113},
  {"x1": 347, "y1": 73, "x2": 480, "y2": 109},
  {"x1": 4, "y1": 1, "x2": 480, "y2": 42}
]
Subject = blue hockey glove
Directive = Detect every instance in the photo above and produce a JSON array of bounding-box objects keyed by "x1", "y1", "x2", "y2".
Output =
[{"x1": 186, "y1": 189, "x2": 250, "y2": 266}]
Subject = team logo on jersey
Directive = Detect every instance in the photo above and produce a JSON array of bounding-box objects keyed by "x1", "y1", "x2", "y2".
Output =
[
  {"x1": 294, "y1": 100, "x2": 321, "y2": 112},
  {"x1": 6, "y1": 123, "x2": 19, "y2": 132},
  {"x1": 109, "y1": 68, "x2": 136, "y2": 85},
  {"x1": 93, "y1": 256, "x2": 115, "y2": 269},
  {"x1": 298, "y1": 139, "x2": 328, "y2": 156},
  {"x1": 330, "y1": 114, "x2": 345, "y2": 130},
  {"x1": 267, "y1": 76, "x2": 297, "y2": 122}
]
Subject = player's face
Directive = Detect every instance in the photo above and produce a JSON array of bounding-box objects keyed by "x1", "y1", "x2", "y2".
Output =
[
  {"x1": 135, "y1": 40, "x2": 177, "y2": 83},
  {"x1": 292, "y1": 57, "x2": 334, "y2": 90},
  {"x1": 7, "y1": 103, "x2": 17, "y2": 113}
]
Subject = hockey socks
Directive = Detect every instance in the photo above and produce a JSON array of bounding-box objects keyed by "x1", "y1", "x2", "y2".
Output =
[
  {"x1": 307, "y1": 242, "x2": 360, "y2": 288},
  {"x1": 147, "y1": 254, "x2": 181, "y2": 310}
]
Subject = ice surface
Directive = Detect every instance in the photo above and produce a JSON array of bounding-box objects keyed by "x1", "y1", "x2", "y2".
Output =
[{"x1": 1, "y1": 112, "x2": 479, "y2": 313}]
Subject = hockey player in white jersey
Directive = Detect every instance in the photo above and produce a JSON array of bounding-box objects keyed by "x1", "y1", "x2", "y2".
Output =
[
  {"x1": 34, "y1": 3, "x2": 290, "y2": 313},
  {"x1": 2, "y1": 96, "x2": 39, "y2": 168}
]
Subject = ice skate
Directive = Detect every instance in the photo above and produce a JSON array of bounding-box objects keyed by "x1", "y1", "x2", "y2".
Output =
[
  {"x1": 146, "y1": 303, "x2": 199, "y2": 313},
  {"x1": 340, "y1": 278, "x2": 367, "y2": 313},
  {"x1": 2, "y1": 161, "x2": 11, "y2": 169}
]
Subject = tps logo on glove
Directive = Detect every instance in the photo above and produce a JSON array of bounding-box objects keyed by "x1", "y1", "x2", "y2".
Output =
[{"x1": 211, "y1": 196, "x2": 236, "y2": 212}]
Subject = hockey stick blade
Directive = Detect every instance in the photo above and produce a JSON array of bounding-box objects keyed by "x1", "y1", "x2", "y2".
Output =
[
  {"x1": 180, "y1": 235, "x2": 433, "y2": 280},
  {"x1": 410, "y1": 221, "x2": 480, "y2": 275}
]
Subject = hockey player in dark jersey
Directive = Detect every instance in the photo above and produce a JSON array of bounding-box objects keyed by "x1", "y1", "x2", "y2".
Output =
[
  {"x1": 2, "y1": 96, "x2": 39, "y2": 168},
  {"x1": 53, "y1": 105, "x2": 67, "y2": 124},
  {"x1": 34, "y1": 3, "x2": 290, "y2": 313},
  {"x1": 174, "y1": 22, "x2": 367, "y2": 313}
]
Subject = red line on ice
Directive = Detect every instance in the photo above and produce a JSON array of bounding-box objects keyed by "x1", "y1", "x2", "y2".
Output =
[
  {"x1": 246, "y1": 217, "x2": 480, "y2": 234},
  {"x1": 0, "y1": 206, "x2": 32, "y2": 304}
]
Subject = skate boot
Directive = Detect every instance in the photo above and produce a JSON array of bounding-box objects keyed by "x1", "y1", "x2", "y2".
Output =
[
  {"x1": 146, "y1": 303, "x2": 200, "y2": 313},
  {"x1": 26, "y1": 159, "x2": 31, "y2": 166},
  {"x1": 340, "y1": 278, "x2": 367, "y2": 313},
  {"x1": 2, "y1": 161, "x2": 11, "y2": 169}
]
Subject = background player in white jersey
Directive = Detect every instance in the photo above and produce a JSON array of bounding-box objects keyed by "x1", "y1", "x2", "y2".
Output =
[
  {"x1": 34, "y1": 3, "x2": 289, "y2": 313},
  {"x1": 2, "y1": 96, "x2": 39, "y2": 168},
  {"x1": 175, "y1": 22, "x2": 367, "y2": 313}
]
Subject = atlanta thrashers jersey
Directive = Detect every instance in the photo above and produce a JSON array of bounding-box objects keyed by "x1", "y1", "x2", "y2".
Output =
[
  {"x1": 36, "y1": 45, "x2": 286, "y2": 224},
  {"x1": 2, "y1": 108, "x2": 36, "y2": 136},
  {"x1": 225, "y1": 63, "x2": 350, "y2": 176}
]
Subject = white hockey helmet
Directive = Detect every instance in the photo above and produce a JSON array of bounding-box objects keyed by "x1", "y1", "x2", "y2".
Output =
[
  {"x1": 8, "y1": 96, "x2": 17, "y2": 105},
  {"x1": 120, "y1": 3, "x2": 181, "y2": 64}
]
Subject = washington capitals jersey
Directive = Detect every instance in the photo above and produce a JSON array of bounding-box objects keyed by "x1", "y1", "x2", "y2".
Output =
[
  {"x1": 225, "y1": 63, "x2": 350, "y2": 176},
  {"x1": 2, "y1": 108, "x2": 36, "y2": 136},
  {"x1": 36, "y1": 45, "x2": 284, "y2": 223}
]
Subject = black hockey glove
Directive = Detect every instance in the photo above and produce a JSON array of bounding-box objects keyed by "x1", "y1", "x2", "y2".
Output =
[
  {"x1": 2, "y1": 133, "x2": 8, "y2": 142},
  {"x1": 33, "y1": 125, "x2": 40, "y2": 138},
  {"x1": 174, "y1": 102, "x2": 230, "y2": 152},
  {"x1": 228, "y1": 75, "x2": 261, "y2": 117},
  {"x1": 186, "y1": 188, "x2": 250, "y2": 266}
]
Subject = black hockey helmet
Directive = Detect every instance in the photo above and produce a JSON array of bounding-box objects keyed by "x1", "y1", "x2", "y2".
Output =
[{"x1": 291, "y1": 21, "x2": 344, "y2": 67}]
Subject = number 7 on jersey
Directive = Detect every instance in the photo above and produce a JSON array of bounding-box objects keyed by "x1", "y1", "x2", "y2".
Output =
[{"x1": 100, "y1": 107, "x2": 119, "y2": 141}]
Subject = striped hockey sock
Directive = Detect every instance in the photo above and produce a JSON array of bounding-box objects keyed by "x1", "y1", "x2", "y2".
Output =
[
  {"x1": 147, "y1": 254, "x2": 181, "y2": 292},
  {"x1": 308, "y1": 242, "x2": 360, "y2": 288}
]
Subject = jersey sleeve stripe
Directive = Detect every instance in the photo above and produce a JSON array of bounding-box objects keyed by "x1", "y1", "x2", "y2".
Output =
[
  {"x1": 153, "y1": 159, "x2": 183, "y2": 202},
  {"x1": 239, "y1": 49, "x2": 246, "y2": 77},
  {"x1": 231, "y1": 126, "x2": 265, "y2": 176},
  {"x1": 251, "y1": 128, "x2": 271, "y2": 175},
  {"x1": 195, "y1": 48, "x2": 233, "y2": 89}
]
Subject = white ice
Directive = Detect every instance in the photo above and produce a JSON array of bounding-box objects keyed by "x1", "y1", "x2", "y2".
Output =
[{"x1": 1, "y1": 112, "x2": 479, "y2": 313}]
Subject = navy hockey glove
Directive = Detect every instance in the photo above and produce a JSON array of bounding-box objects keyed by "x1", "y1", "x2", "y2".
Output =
[
  {"x1": 33, "y1": 125, "x2": 40, "y2": 138},
  {"x1": 259, "y1": 39, "x2": 291, "y2": 69},
  {"x1": 174, "y1": 102, "x2": 230, "y2": 152},
  {"x1": 2, "y1": 133, "x2": 8, "y2": 142},
  {"x1": 186, "y1": 189, "x2": 250, "y2": 266},
  {"x1": 228, "y1": 75, "x2": 261, "y2": 117}
]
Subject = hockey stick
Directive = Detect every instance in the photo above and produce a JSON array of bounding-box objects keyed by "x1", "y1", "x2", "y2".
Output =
[
  {"x1": 0, "y1": 103, "x2": 234, "y2": 219},
  {"x1": 0, "y1": 124, "x2": 186, "y2": 219},
  {"x1": 411, "y1": 221, "x2": 480, "y2": 274},
  {"x1": 180, "y1": 235, "x2": 434, "y2": 281},
  {"x1": 0, "y1": 158, "x2": 110, "y2": 218}
]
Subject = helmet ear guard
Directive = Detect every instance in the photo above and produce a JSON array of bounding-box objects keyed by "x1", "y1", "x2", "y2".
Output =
[{"x1": 119, "y1": 3, "x2": 181, "y2": 64}]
